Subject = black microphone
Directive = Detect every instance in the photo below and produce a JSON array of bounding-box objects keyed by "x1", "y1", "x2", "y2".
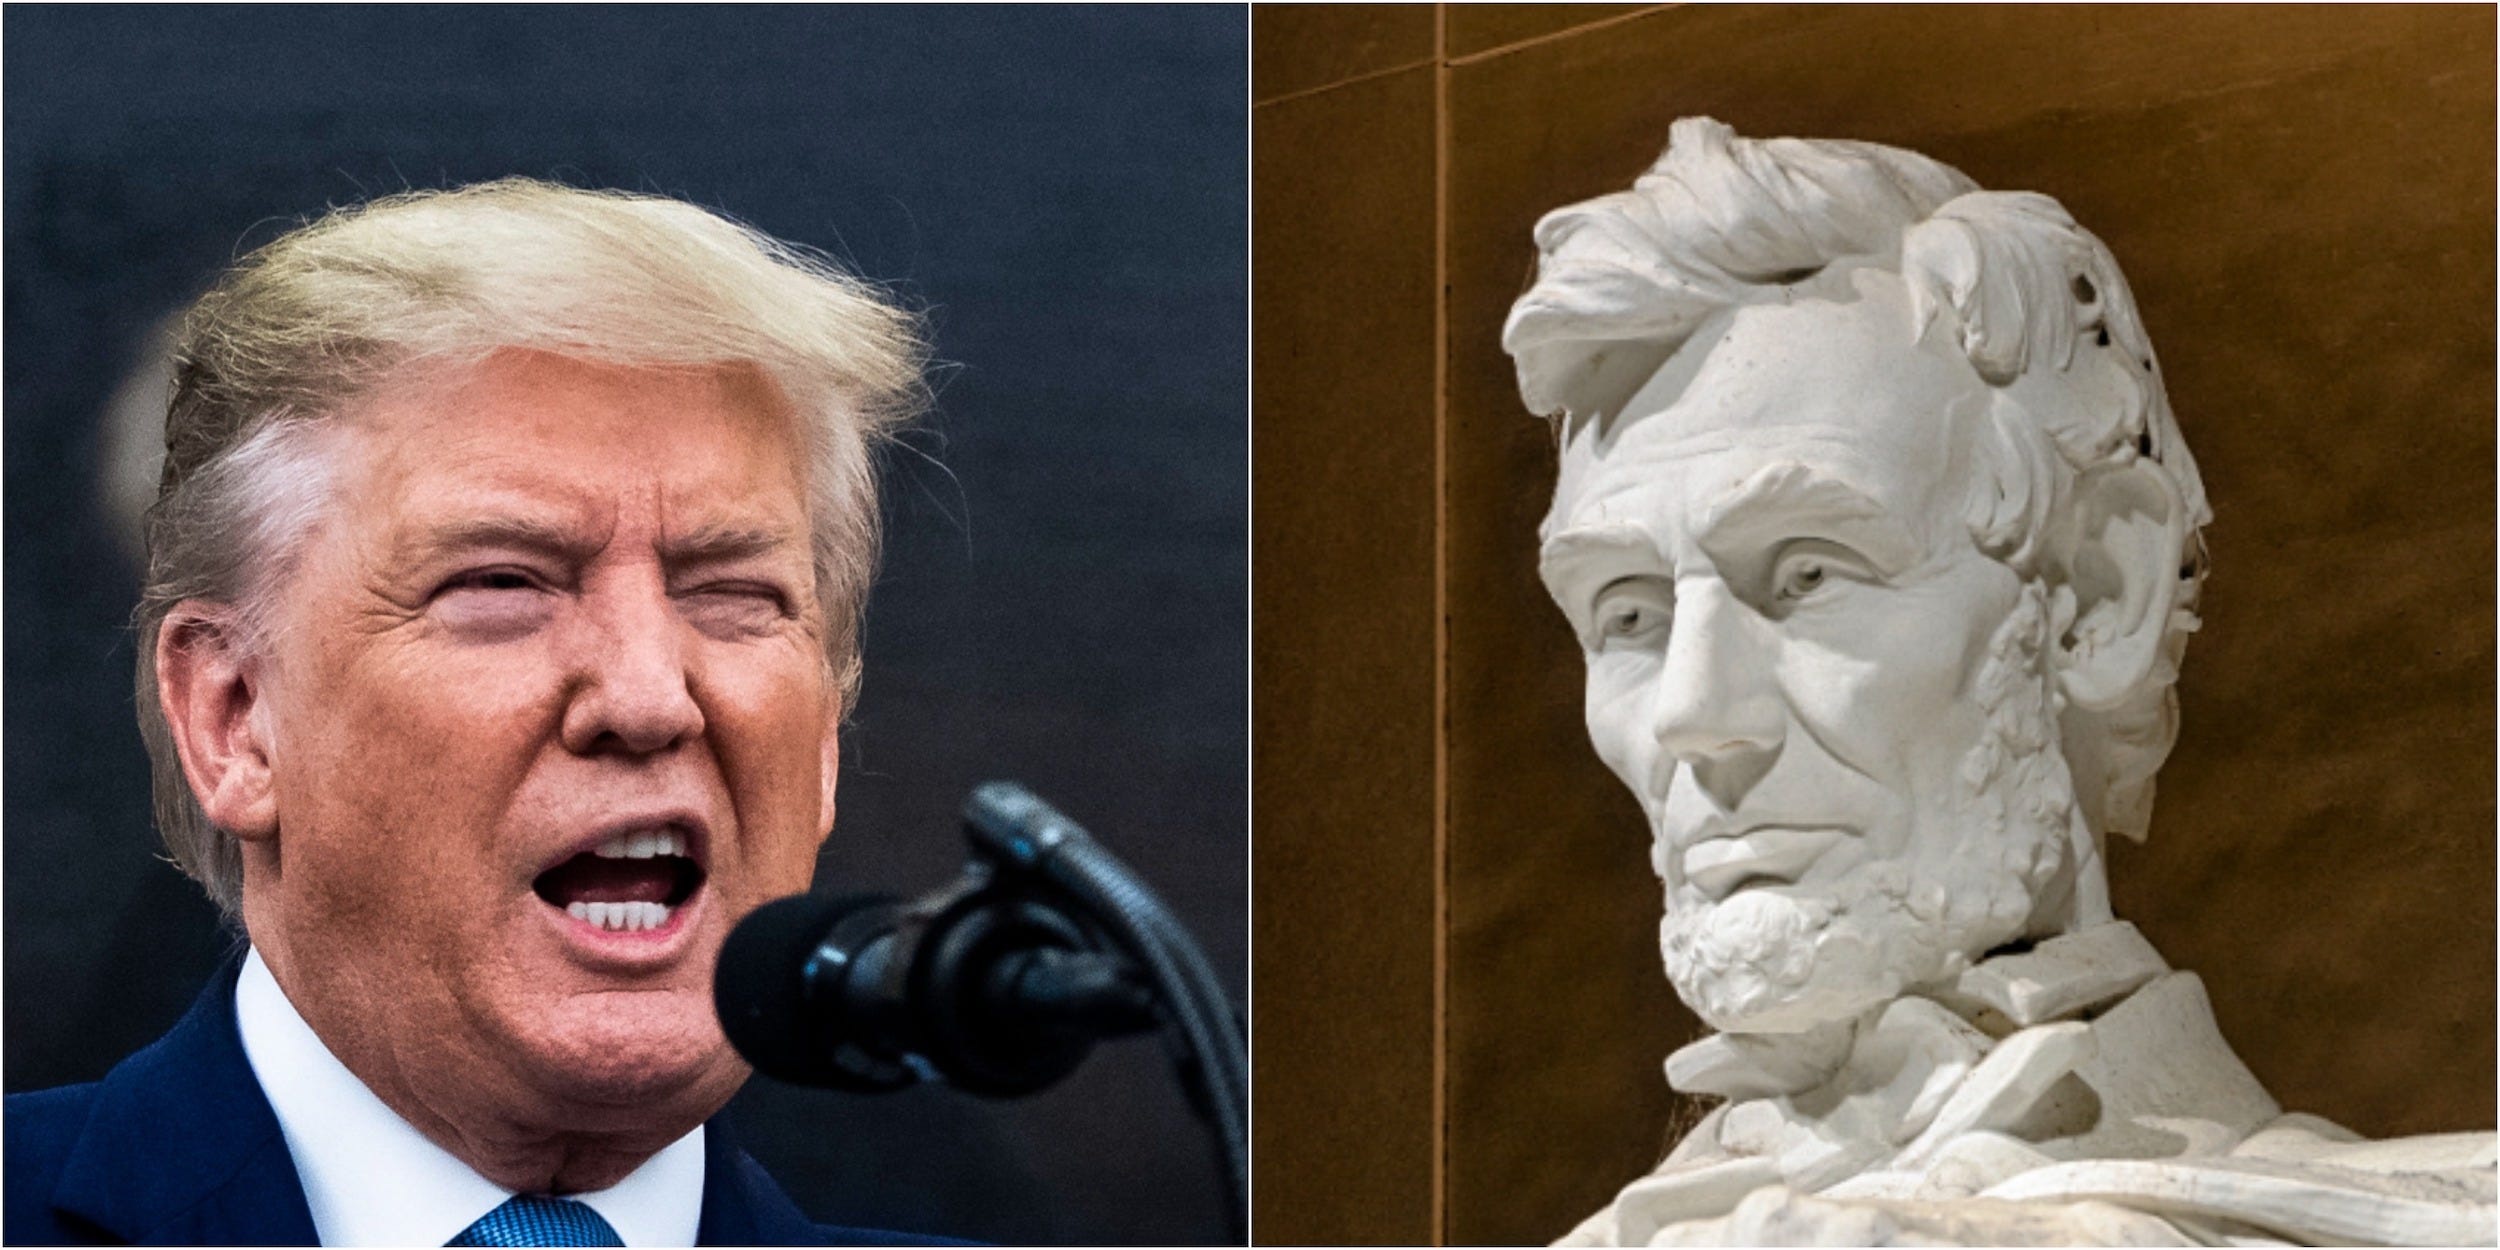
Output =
[
  {"x1": 714, "y1": 782, "x2": 1246, "y2": 1236},
  {"x1": 715, "y1": 882, "x2": 1158, "y2": 1098}
]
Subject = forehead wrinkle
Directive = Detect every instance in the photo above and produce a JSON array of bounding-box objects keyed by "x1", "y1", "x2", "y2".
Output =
[
  {"x1": 1694, "y1": 460, "x2": 1922, "y2": 573},
  {"x1": 1548, "y1": 429, "x2": 1740, "y2": 539},
  {"x1": 1555, "y1": 427, "x2": 1912, "y2": 552}
]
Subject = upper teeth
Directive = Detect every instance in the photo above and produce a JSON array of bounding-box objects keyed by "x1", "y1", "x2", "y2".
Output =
[{"x1": 593, "y1": 829, "x2": 687, "y2": 860}]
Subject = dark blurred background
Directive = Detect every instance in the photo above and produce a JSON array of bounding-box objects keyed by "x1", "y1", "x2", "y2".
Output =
[{"x1": 4, "y1": 6, "x2": 1245, "y2": 1244}]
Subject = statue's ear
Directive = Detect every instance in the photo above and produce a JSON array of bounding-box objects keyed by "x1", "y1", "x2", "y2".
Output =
[{"x1": 2053, "y1": 458, "x2": 2189, "y2": 711}]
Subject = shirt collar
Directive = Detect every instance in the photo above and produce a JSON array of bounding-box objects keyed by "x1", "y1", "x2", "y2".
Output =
[{"x1": 233, "y1": 947, "x2": 705, "y2": 1247}]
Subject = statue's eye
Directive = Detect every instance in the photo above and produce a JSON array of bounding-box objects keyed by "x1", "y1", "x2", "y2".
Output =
[
  {"x1": 1774, "y1": 555, "x2": 1829, "y2": 602},
  {"x1": 1589, "y1": 578, "x2": 1673, "y2": 650}
]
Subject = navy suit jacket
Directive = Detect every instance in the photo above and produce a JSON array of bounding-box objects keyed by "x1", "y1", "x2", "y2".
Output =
[{"x1": 4, "y1": 964, "x2": 961, "y2": 1246}]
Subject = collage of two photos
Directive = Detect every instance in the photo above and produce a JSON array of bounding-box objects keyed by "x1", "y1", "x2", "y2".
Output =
[{"x1": 5, "y1": 4, "x2": 2495, "y2": 1247}]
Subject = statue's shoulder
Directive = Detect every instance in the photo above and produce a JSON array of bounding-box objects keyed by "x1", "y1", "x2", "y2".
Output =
[
  {"x1": 1980, "y1": 1113, "x2": 2497, "y2": 1246},
  {"x1": 1568, "y1": 1123, "x2": 2498, "y2": 1247},
  {"x1": 1563, "y1": 947, "x2": 2497, "y2": 1246}
]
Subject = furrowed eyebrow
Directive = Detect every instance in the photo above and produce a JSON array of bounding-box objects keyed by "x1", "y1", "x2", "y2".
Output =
[
  {"x1": 660, "y1": 522, "x2": 807, "y2": 568},
  {"x1": 396, "y1": 517, "x2": 807, "y2": 574},
  {"x1": 1695, "y1": 462, "x2": 1921, "y2": 574},
  {"x1": 401, "y1": 516, "x2": 596, "y2": 565}
]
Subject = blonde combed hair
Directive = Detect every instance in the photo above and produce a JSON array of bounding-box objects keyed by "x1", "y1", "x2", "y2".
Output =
[{"x1": 137, "y1": 178, "x2": 929, "y2": 920}]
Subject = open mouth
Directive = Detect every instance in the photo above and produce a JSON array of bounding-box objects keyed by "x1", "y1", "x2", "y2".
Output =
[{"x1": 532, "y1": 826, "x2": 707, "y2": 934}]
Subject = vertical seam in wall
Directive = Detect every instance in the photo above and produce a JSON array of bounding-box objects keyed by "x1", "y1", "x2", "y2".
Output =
[{"x1": 1430, "y1": 3, "x2": 1453, "y2": 1246}]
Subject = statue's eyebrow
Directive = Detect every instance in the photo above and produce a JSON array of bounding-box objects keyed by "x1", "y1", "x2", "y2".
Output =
[
  {"x1": 1538, "y1": 523, "x2": 1661, "y2": 618},
  {"x1": 1695, "y1": 462, "x2": 1921, "y2": 575}
]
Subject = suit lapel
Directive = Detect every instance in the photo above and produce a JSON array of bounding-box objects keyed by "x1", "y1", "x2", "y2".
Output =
[
  {"x1": 696, "y1": 1116, "x2": 825, "y2": 1246},
  {"x1": 48, "y1": 958, "x2": 319, "y2": 1245}
]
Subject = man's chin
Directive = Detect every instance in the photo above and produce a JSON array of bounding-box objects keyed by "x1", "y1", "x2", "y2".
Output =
[{"x1": 498, "y1": 990, "x2": 748, "y2": 1117}]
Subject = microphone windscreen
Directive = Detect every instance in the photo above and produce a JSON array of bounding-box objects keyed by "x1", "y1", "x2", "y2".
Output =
[{"x1": 714, "y1": 892, "x2": 849, "y2": 1085}]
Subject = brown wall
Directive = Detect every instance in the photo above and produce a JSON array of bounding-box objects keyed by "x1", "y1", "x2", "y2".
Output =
[
  {"x1": 1252, "y1": 5, "x2": 2498, "y2": 1245},
  {"x1": 1253, "y1": 11, "x2": 1442, "y2": 1245}
]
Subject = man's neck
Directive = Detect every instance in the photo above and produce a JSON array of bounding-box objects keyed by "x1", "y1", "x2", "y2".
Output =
[{"x1": 231, "y1": 947, "x2": 707, "y2": 1246}]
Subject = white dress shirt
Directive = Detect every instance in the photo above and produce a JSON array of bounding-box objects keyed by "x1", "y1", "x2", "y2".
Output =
[{"x1": 234, "y1": 948, "x2": 705, "y2": 1247}]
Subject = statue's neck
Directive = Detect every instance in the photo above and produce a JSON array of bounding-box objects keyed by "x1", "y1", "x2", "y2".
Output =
[
  {"x1": 2022, "y1": 805, "x2": 2117, "y2": 939},
  {"x1": 1670, "y1": 919, "x2": 2169, "y2": 1102}
]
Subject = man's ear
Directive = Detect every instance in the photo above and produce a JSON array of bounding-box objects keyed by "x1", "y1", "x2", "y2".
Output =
[
  {"x1": 155, "y1": 604, "x2": 280, "y2": 840},
  {"x1": 2053, "y1": 459, "x2": 2190, "y2": 711}
]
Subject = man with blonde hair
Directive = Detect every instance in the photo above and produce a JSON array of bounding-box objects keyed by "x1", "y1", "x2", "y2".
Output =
[{"x1": 7, "y1": 180, "x2": 959, "y2": 1246}]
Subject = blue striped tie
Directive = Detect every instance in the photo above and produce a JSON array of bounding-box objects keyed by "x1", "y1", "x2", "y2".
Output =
[{"x1": 446, "y1": 1195, "x2": 625, "y2": 1247}]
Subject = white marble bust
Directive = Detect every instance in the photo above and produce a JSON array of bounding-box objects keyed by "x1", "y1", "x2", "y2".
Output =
[{"x1": 1503, "y1": 118, "x2": 2494, "y2": 1247}]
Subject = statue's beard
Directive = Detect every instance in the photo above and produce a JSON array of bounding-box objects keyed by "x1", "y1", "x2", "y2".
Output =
[{"x1": 1658, "y1": 582, "x2": 2077, "y2": 1034}]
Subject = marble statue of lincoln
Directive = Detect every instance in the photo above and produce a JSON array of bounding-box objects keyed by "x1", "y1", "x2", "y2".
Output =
[{"x1": 1505, "y1": 117, "x2": 2494, "y2": 1247}]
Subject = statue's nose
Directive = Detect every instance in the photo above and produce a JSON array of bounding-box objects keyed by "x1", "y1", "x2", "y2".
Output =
[{"x1": 1649, "y1": 581, "x2": 1782, "y2": 808}]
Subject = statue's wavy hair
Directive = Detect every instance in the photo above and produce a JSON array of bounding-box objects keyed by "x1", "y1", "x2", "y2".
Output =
[
  {"x1": 138, "y1": 178, "x2": 930, "y2": 921},
  {"x1": 1503, "y1": 117, "x2": 2210, "y2": 844}
]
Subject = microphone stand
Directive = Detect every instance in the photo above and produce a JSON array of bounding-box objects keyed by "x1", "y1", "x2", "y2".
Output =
[
  {"x1": 959, "y1": 783, "x2": 1248, "y2": 1238},
  {"x1": 721, "y1": 783, "x2": 1246, "y2": 1239}
]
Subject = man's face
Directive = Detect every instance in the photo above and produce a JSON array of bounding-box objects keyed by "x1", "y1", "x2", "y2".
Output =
[
  {"x1": 244, "y1": 351, "x2": 840, "y2": 1157},
  {"x1": 1541, "y1": 267, "x2": 2074, "y2": 1034}
]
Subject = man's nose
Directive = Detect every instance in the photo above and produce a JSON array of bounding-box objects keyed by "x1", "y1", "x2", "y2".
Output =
[
  {"x1": 558, "y1": 573, "x2": 706, "y2": 756},
  {"x1": 1650, "y1": 580, "x2": 1782, "y2": 807}
]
